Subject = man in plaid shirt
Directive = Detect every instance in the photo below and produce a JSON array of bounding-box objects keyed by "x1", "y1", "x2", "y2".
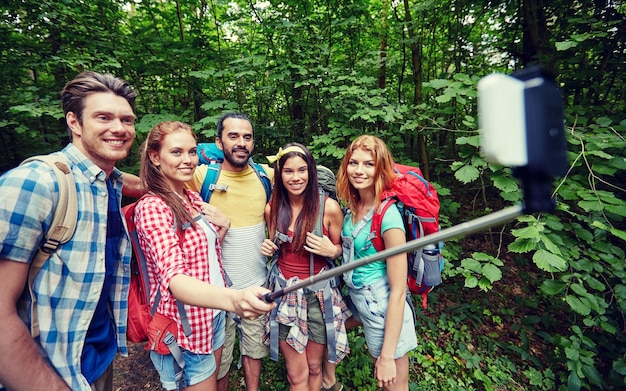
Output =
[{"x1": 0, "y1": 71, "x2": 137, "y2": 391}]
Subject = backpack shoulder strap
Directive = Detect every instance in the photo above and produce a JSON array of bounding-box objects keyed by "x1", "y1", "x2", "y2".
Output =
[
  {"x1": 200, "y1": 163, "x2": 225, "y2": 201},
  {"x1": 249, "y1": 162, "x2": 272, "y2": 202},
  {"x1": 23, "y1": 155, "x2": 78, "y2": 269},
  {"x1": 310, "y1": 190, "x2": 326, "y2": 275},
  {"x1": 200, "y1": 161, "x2": 271, "y2": 202},
  {"x1": 370, "y1": 197, "x2": 397, "y2": 253},
  {"x1": 21, "y1": 155, "x2": 78, "y2": 338},
  {"x1": 312, "y1": 190, "x2": 325, "y2": 237}
]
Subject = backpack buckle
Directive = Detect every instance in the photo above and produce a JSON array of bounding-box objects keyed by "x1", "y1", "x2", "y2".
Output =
[{"x1": 209, "y1": 184, "x2": 228, "y2": 192}]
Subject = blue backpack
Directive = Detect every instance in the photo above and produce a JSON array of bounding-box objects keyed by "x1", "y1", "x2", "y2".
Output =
[{"x1": 197, "y1": 143, "x2": 272, "y2": 202}]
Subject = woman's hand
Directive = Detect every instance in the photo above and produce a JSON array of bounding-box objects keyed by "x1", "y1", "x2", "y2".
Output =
[
  {"x1": 195, "y1": 201, "x2": 230, "y2": 241},
  {"x1": 304, "y1": 232, "x2": 341, "y2": 259},
  {"x1": 374, "y1": 355, "x2": 397, "y2": 389},
  {"x1": 195, "y1": 201, "x2": 230, "y2": 228},
  {"x1": 260, "y1": 238, "x2": 279, "y2": 257},
  {"x1": 232, "y1": 286, "x2": 277, "y2": 319},
  {"x1": 170, "y1": 275, "x2": 276, "y2": 319}
]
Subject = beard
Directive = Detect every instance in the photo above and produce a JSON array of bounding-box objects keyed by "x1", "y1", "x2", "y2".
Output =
[{"x1": 223, "y1": 147, "x2": 250, "y2": 169}]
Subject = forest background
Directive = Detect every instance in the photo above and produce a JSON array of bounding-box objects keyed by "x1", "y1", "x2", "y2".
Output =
[{"x1": 1, "y1": 0, "x2": 625, "y2": 390}]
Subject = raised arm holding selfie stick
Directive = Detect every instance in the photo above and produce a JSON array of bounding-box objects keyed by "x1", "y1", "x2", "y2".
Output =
[{"x1": 264, "y1": 64, "x2": 568, "y2": 304}]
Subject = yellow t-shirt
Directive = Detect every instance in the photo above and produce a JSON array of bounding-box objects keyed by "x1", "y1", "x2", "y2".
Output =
[{"x1": 187, "y1": 163, "x2": 274, "y2": 288}]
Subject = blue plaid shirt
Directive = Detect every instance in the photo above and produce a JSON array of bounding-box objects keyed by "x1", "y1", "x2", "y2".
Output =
[{"x1": 0, "y1": 144, "x2": 131, "y2": 390}]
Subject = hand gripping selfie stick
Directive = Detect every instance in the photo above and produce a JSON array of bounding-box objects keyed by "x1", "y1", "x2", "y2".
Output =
[{"x1": 263, "y1": 65, "x2": 567, "y2": 303}]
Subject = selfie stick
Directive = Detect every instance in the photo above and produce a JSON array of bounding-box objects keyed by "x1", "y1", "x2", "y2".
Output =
[{"x1": 263, "y1": 65, "x2": 567, "y2": 303}]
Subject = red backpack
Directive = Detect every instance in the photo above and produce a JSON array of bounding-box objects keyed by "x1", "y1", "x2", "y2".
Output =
[
  {"x1": 122, "y1": 200, "x2": 152, "y2": 343},
  {"x1": 370, "y1": 164, "x2": 444, "y2": 308},
  {"x1": 122, "y1": 199, "x2": 190, "y2": 344},
  {"x1": 122, "y1": 197, "x2": 192, "y2": 390}
]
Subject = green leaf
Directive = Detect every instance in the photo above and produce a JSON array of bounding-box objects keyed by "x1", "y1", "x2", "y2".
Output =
[
  {"x1": 456, "y1": 135, "x2": 481, "y2": 147},
  {"x1": 581, "y1": 364, "x2": 603, "y2": 386},
  {"x1": 482, "y1": 263, "x2": 502, "y2": 283},
  {"x1": 540, "y1": 280, "x2": 567, "y2": 295},
  {"x1": 565, "y1": 347, "x2": 579, "y2": 361},
  {"x1": 465, "y1": 275, "x2": 479, "y2": 288},
  {"x1": 470, "y1": 252, "x2": 493, "y2": 261},
  {"x1": 454, "y1": 165, "x2": 480, "y2": 184},
  {"x1": 614, "y1": 284, "x2": 626, "y2": 300},
  {"x1": 613, "y1": 359, "x2": 626, "y2": 375},
  {"x1": 461, "y1": 258, "x2": 481, "y2": 272},
  {"x1": 533, "y1": 249, "x2": 568, "y2": 272},
  {"x1": 593, "y1": 221, "x2": 626, "y2": 241},
  {"x1": 573, "y1": 227, "x2": 594, "y2": 243},
  {"x1": 508, "y1": 238, "x2": 538, "y2": 253},
  {"x1": 427, "y1": 79, "x2": 449, "y2": 89},
  {"x1": 570, "y1": 283, "x2": 588, "y2": 296},
  {"x1": 492, "y1": 175, "x2": 519, "y2": 193},
  {"x1": 566, "y1": 295, "x2": 591, "y2": 316},
  {"x1": 435, "y1": 94, "x2": 452, "y2": 103},
  {"x1": 577, "y1": 200, "x2": 603, "y2": 212},
  {"x1": 586, "y1": 277, "x2": 606, "y2": 292},
  {"x1": 567, "y1": 370, "x2": 581, "y2": 391},
  {"x1": 600, "y1": 319, "x2": 616, "y2": 334},
  {"x1": 512, "y1": 226, "x2": 541, "y2": 239},
  {"x1": 556, "y1": 41, "x2": 578, "y2": 51},
  {"x1": 539, "y1": 234, "x2": 562, "y2": 255}
]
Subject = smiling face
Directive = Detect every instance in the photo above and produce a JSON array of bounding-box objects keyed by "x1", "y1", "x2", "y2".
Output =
[
  {"x1": 216, "y1": 117, "x2": 254, "y2": 171},
  {"x1": 148, "y1": 129, "x2": 198, "y2": 194},
  {"x1": 346, "y1": 148, "x2": 376, "y2": 194},
  {"x1": 66, "y1": 91, "x2": 136, "y2": 175},
  {"x1": 281, "y1": 155, "x2": 309, "y2": 198}
]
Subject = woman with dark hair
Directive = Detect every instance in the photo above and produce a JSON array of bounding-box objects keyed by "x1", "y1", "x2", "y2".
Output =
[
  {"x1": 134, "y1": 121, "x2": 274, "y2": 391},
  {"x1": 261, "y1": 143, "x2": 350, "y2": 391},
  {"x1": 336, "y1": 135, "x2": 417, "y2": 391}
]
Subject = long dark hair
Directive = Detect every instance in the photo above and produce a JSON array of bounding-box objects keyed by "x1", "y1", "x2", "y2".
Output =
[
  {"x1": 269, "y1": 142, "x2": 320, "y2": 251},
  {"x1": 140, "y1": 121, "x2": 197, "y2": 230}
]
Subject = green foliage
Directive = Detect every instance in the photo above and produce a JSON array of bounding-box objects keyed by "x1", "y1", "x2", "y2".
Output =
[
  {"x1": 2, "y1": 1, "x2": 626, "y2": 390},
  {"x1": 336, "y1": 329, "x2": 377, "y2": 390}
]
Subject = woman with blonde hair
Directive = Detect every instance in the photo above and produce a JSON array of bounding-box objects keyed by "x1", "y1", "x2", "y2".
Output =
[{"x1": 336, "y1": 135, "x2": 417, "y2": 391}]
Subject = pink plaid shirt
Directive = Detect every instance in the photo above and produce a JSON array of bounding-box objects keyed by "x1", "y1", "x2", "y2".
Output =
[{"x1": 134, "y1": 190, "x2": 226, "y2": 354}]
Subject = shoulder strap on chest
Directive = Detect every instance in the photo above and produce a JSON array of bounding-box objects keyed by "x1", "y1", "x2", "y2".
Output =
[
  {"x1": 312, "y1": 190, "x2": 325, "y2": 237},
  {"x1": 370, "y1": 198, "x2": 397, "y2": 252},
  {"x1": 21, "y1": 154, "x2": 78, "y2": 338},
  {"x1": 23, "y1": 155, "x2": 79, "y2": 268},
  {"x1": 248, "y1": 162, "x2": 272, "y2": 202},
  {"x1": 200, "y1": 161, "x2": 272, "y2": 202},
  {"x1": 200, "y1": 163, "x2": 224, "y2": 201}
]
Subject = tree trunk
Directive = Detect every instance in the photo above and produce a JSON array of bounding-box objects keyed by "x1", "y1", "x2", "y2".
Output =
[
  {"x1": 403, "y1": 0, "x2": 430, "y2": 180},
  {"x1": 521, "y1": 0, "x2": 555, "y2": 71}
]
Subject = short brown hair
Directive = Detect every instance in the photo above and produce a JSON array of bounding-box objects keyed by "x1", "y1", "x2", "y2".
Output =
[{"x1": 61, "y1": 71, "x2": 136, "y2": 138}]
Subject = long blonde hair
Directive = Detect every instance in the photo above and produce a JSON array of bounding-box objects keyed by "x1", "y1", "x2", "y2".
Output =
[{"x1": 336, "y1": 135, "x2": 398, "y2": 216}]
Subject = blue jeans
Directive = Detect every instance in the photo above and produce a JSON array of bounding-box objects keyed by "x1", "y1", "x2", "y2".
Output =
[{"x1": 150, "y1": 311, "x2": 225, "y2": 390}]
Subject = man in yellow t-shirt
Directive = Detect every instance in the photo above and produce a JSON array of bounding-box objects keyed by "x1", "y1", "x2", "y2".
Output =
[{"x1": 187, "y1": 113, "x2": 273, "y2": 391}]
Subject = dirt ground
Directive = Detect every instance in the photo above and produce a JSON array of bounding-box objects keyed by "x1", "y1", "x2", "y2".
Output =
[{"x1": 113, "y1": 342, "x2": 161, "y2": 390}]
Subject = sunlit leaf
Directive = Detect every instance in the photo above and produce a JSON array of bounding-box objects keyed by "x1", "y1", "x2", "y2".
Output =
[{"x1": 533, "y1": 249, "x2": 568, "y2": 272}]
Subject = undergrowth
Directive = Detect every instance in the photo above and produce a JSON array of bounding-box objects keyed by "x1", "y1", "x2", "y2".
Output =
[{"x1": 251, "y1": 257, "x2": 568, "y2": 390}]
